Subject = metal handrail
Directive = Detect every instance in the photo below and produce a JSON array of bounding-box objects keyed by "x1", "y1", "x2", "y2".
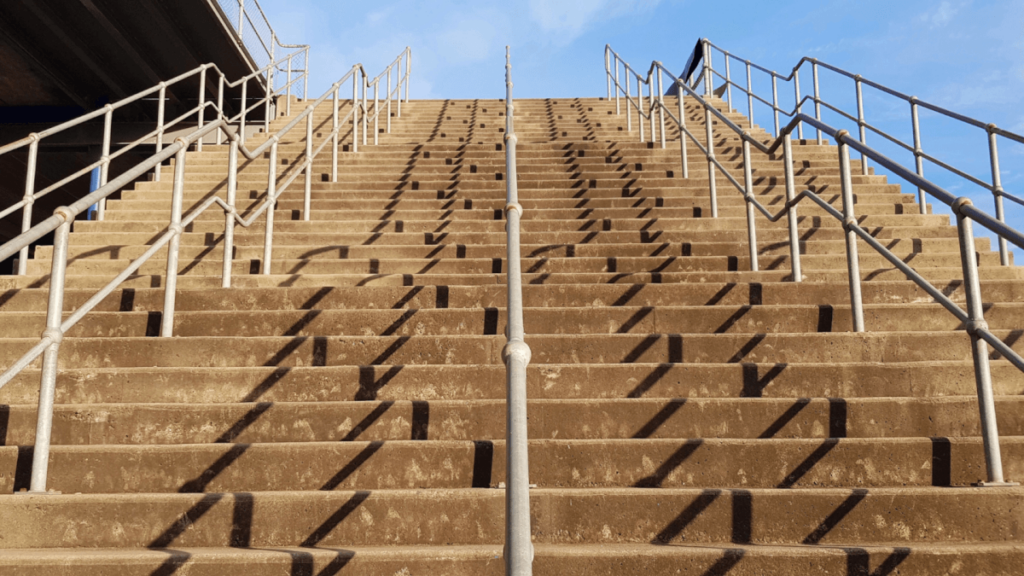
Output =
[
  {"x1": 605, "y1": 44, "x2": 1020, "y2": 487},
  {"x1": 0, "y1": 48, "x2": 412, "y2": 493},
  {"x1": 502, "y1": 46, "x2": 533, "y2": 576},
  {"x1": 698, "y1": 39, "x2": 1022, "y2": 266}
]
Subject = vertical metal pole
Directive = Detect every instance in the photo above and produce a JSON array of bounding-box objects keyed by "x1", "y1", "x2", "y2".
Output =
[
  {"x1": 837, "y1": 131, "x2": 864, "y2": 332},
  {"x1": 702, "y1": 39, "x2": 713, "y2": 97},
  {"x1": 953, "y1": 198, "x2": 1009, "y2": 485},
  {"x1": 746, "y1": 62, "x2": 754, "y2": 129},
  {"x1": 237, "y1": 0, "x2": 244, "y2": 35},
  {"x1": 648, "y1": 79, "x2": 656, "y2": 144},
  {"x1": 97, "y1": 106, "x2": 113, "y2": 220},
  {"x1": 793, "y1": 69, "x2": 804, "y2": 140},
  {"x1": 262, "y1": 140, "x2": 278, "y2": 274},
  {"x1": 771, "y1": 75, "x2": 780, "y2": 138},
  {"x1": 705, "y1": 104, "x2": 718, "y2": 218},
  {"x1": 742, "y1": 137, "x2": 758, "y2": 271},
  {"x1": 625, "y1": 71, "x2": 632, "y2": 132},
  {"x1": 222, "y1": 139, "x2": 238, "y2": 288},
  {"x1": 362, "y1": 73, "x2": 368, "y2": 146},
  {"x1": 397, "y1": 57, "x2": 403, "y2": 118},
  {"x1": 286, "y1": 56, "x2": 292, "y2": 116},
  {"x1": 386, "y1": 67, "x2": 392, "y2": 133},
  {"x1": 197, "y1": 66, "x2": 207, "y2": 152},
  {"x1": 353, "y1": 71, "x2": 360, "y2": 153},
  {"x1": 657, "y1": 69, "x2": 666, "y2": 149},
  {"x1": 161, "y1": 143, "x2": 187, "y2": 337},
  {"x1": 677, "y1": 85, "x2": 689, "y2": 179},
  {"x1": 405, "y1": 48, "x2": 411, "y2": 103},
  {"x1": 502, "y1": 46, "x2": 533, "y2": 576},
  {"x1": 605, "y1": 49, "x2": 611, "y2": 100},
  {"x1": 303, "y1": 109, "x2": 313, "y2": 221},
  {"x1": 28, "y1": 213, "x2": 71, "y2": 493},
  {"x1": 17, "y1": 139, "x2": 38, "y2": 276},
  {"x1": 637, "y1": 76, "x2": 645, "y2": 143},
  {"x1": 304, "y1": 47, "x2": 310, "y2": 101},
  {"x1": 332, "y1": 85, "x2": 339, "y2": 182},
  {"x1": 855, "y1": 76, "x2": 868, "y2": 176},
  {"x1": 240, "y1": 81, "x2": 248, "y2": 145},
  {"x1": 373, "y1": 81, "x2": 379, "y2": 146},
  {"x1": 155, "y1": 84, "x2": 166, "y2": 181},
  {"x1": 812, "y1": 61, "x2": 822, "y2": 145},
  {"x1": 724, "y1": 53, "x2": 733, "y2": 112},
  {"x1": 217, "y1": 75, "x2": 225, "y2": 145},
  {"x1": 987, "y1": 127, "x2": 1010, "y2": 266},
  {"x1": 614, "y1": 60, "x2": 621, "y2": 115},
  {"x1": 782, "y1": 136, "x2": 802, "y2": 282},
  {"x1": 911, "y1": 98, "x2": 926, "y2": 215}
]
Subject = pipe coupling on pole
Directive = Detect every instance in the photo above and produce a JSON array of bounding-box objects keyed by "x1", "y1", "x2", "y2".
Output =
[
  {"x1": 505, "y1": 203, "x2": 523, "y2": 217},
  {"x1": 504, "y1": 133, "x2": 518, "y2": 144},
  {"x1": 965, "y1": 318, "x2": 990, "y2": 336},
  {"x1": 834, "y1": 129, "x2": 849, "y2": 143},
  {"x1": 843, "y1": 216, "x2": 858, "y2": 231},
  {"x1": 952, "y1": 196, "x2": 973, "y2": 216},
  {"x1": 169, "y1": 224, "x2": 184, "y2": 236},
  {"x1": 502, "y1": 340, "x2": 532, "y2": 366},
  {"x1": 53, "y1": 206, "x2": 75, "y2": 223},
  {"x1": 40, "y1": 327, "x2": 63, "y2": 345}
]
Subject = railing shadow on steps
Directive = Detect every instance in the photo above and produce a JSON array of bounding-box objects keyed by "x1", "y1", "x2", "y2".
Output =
[
  {"x1": 502, "y1": 46, "x2": 534, "y2": 576},
  {"x1": 0, "y1": 47, "x2": 413, "y2": 493},
  {"x1": 606, "y1": 42, "x2": 1024, "y2": 487}
]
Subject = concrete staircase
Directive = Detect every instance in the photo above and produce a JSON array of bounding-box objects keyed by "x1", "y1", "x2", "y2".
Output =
[{"x1": 1, "y1": 94, "x2": 1023, "y2": 574}]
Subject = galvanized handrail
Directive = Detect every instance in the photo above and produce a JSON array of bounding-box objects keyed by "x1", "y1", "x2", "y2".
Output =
[
  {"x1": 0, "y1": 46, "x2": 312, "y2": 278},
  {"x1": 697, "y1": 39, "x2": 1022, "y2": 266},
  {"x1": 502, "y1": 46, "x2": 533, "y2": 576},
  {"x1": 605, "y1": 45, "x2": 1020, "y2": 487},
  {"x1": 0, "y1": 48, "x2": 412, "y2": 493}
]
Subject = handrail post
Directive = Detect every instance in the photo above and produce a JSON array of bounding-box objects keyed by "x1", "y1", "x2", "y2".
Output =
[
  {"x1": 793, "y1": 68, "x2": 804, "y2": 140},
  {"x1": 161, "y1": 143, "x2": 187, "y2": 337},
  {"x1": 704, "y1": 102, "x2": 718, "y2": 218},
  {"x1": 656, "y1": 69, "x2": 666, "y2": 149},
  {"x1": 987, "y1": 126, "x2": 1010, "y2": 266},
  {"x1": 304, "y1": 47, "x2": 310, "y2": 100},
  {"x1": 837, "y1": 131, "x2": 864, "y2": 332},
  {"x1": 702, "y1": 39, "x2": 713, "y2": 97},
  {"x1": 286, "y1": 55, "x2": 293, "y2": 116},
  {"x1": 637, "y1": 76, "x2": 645, "y2": 143},
  {"x1": 397, "y1": 56, "x2": 403, "y2": 118},
  {"x1": 28, "y1": 210, "x2": 71, "y2": 493},
  {"x1": 605, "y1": 49, "x2": 611, "y2": 101},
  {"x1": 855, "y1": 76, "x2": 868, "y2": 176},
  {"x1": 502, "y1": 46, "x2": 533, "y2": 576},
  {"x1": 97, "y1": 105, "x2": 113, "y2": 220},
  {"x1": 386, "y1": 67, "x2": 392, "y2": 133},
  {"x1": 724, "y1": 52, "x2": 733, "y2": 112},
  {"x1": 745, "y1": 62, "x2": 753, "y2": 129},
  {"x1": 812, "y1": 60, "x2": 822, "y2": 145},
  {"x1": 223, "y1": 138, "x2": 238, "y2": 288},
  {"x1": 352, "y1": 70, "x2": 360, "y2": 153},
  {"x1": 362, "y1": 72, "x2": 369, "y2": 146},
  {"x1": 155, "y1": 84, "x2": 166, "y2": 181},
  {"x1": 782, "y1": 135, "x2": 802, "y2": 282},
  {"x1": 236, "y1": 0, "x2": 244, "y2": 34},
  {"x1": 771, "y1": 74, "x2": 780, "y2": 138},
  {"x1": 677, "y1": 84, "x2": 688, "y2": 179},
  {"x1": 405, "y1": 47, "x2": 411, "y2": 103},
  {"x1": 197, "y1": 66, "x2": 207, "y2": 152},
  {"x1": 373, "y1": 80, "x2": 379, "y2": 146},
  {"x1": 614, "y1": 59, "x2": 620, "y2": 115},
  {"x1": 217, "y1": 75, "x2": 225, "y2": 145},
  {"x1": 332, "y1": 85, "x2": 339, "y2": 182},
  {"x1": 741, "y1": 136, "x2": 759, "y2": 271},
  {"x1": 625, "y1": 69, "x2": 632, "y2": 132},
  {"x1": 240, "y1": 81, "x2": 248, "y2": 145},
  {"x1": 17, "y1": 139, "x2": 38, "y2": 276},
  {"x1": 262, "y1": 140, "x2": 278, "y2": 274},
  {"x1": 953, "y1": 197, "x2": 1010, "y2": 486},
  {"x1": 647, "y1": 78, "x2": 656, "y2": 144},
  {"x1": 303, "y1": 108, "x2": 313, "y2": 221},
  {"x1": 910, "y1": 98, "x2": 926, "y2": 215}
]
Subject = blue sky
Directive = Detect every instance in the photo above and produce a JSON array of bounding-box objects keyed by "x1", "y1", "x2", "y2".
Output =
[{"x1": 259, "y1": 0, "x2": 1024, "y2": 257}]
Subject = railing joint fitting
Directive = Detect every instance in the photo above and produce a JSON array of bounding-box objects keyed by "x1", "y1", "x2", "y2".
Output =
[
  {"x1": 842, "y1": 216, "x2": 857, "y2": 231},
  {"x1": 501, "y1": 340, "x2": 532, "y2": 365},
  {"x1": 53, "y1": 206, "x2": 74, "y2": 223},
  {"x1": 169, "y1": 224, "x2": 184, "y2": 236},
  {"x1": 505, "y1": 202, "x2": 523, "y2": 217},
  {"x1": 987, "y1": 122, "x2": 998, "y2": 132},
  {"x1": 174, "y1": 137, "x2": 190, "y2": 147},
  {"x1": 40, "y1": 327, "x2": 63, "y2": 345},
  {"x1": 913, "y1": 147, "x2": 924, "y2": 157},
  {"x1": 952, "y1": 196, "x2": 973, "y2": 216},
  {"x1": 909, "y1": 95, "x2": 919, "y2": 103},
  {"x1": 965, "y1": 319, "x2": 990, "y2": 336},
  {"x1": 834, "y1": 129, "x2": 849, "y2": 143},
  {"x1": 28, "y1": 132, "x2": 40, "y2": 143}
]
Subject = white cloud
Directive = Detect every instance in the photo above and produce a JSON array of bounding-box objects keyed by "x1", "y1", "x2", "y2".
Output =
[
  {"x1": 367, "y1": 8, "x2": 393, "y2": 24},
  {"x1": 918, "y1": 1, "x2": 966, "y2": 28},
  {"x1": 527, "y1": 0, "x2": 662, "y2": 43}
]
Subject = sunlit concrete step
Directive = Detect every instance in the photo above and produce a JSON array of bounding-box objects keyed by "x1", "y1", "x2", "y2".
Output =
[
  {"x1": 1, "y1": 488, "x2": 1020, "y2": 548},
  {"x1": 3, "y1": 397, "x2": 1022, "y2": 446},
  {"x1": 1, "y1": 331, "x2": 1022, "y2": 369}
]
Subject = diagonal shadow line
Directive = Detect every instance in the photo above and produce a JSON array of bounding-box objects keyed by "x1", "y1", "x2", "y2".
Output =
[
  {"x1": 613, "y1": 284, "x2": 644, "y2": 306},
  {"x1": 320, "y1": 443, "x2": 385, "y2": 490},
  {"x1": 779, "y1": 438, "x2": 840, "y2": 489},
  {"x1": 653, "y1": 488, "x2": 720, "y2": 543},
  {"x1": 627, "y1": 364, "x2": 673, "y2": 398},
  {"x1": 632, "y1": 399, "x2": 687, "y2": 438},
  {"x1": 148, "y1": 494, "x2": 225, "y2": 548},
  {"x1": 714, "y1": 306, "x2": 751, "y2": 334},
  {"x1": 740, "y1": 363, "x2": 787, "y2": 398},
  {"x1": 845, "y1": 546, "x2": 912, "y2": 575},
  {"x1": 341, "y1": 403, "x2": 394, "y2": 441},
  {"x1": 148, "y1": 549, "x2": 192, "y2": 576},
  {"x1": 635, "y1": 439, "x2": 703, "y2": 487},
  {"x1": 381, "y1": 310, "x2": 417, "y2": 336},
  {"x1": 758, "y1": 398, "x2": 811, "y2": 439},
  {"x1": 300, "y1": 491, "x2": 372, "y2": 546},
  {"x1": 802, "y1": 488, "x2": 868, "y2": 544},
  {"x1": 699, "y1": 548, "x2": 746, "y2": 576},
  {"x1": 355, "y1": 365, "x2": 404, "y2": 401},
  {"x1": 622, "y1": 335, "x2": 662, "y2": 363},
  {"x1": 285, "y1": 547, "x2": 356, "y2": 576},
  {"x1": 706, "y1": 283, "x2": 736, "y2": 306},
  {"x1": 617, "y1": 307, "x2": 654, "y2": 333},
  {"x1": 726, "y1": 334, "x2": 767, "y2": 363}
]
